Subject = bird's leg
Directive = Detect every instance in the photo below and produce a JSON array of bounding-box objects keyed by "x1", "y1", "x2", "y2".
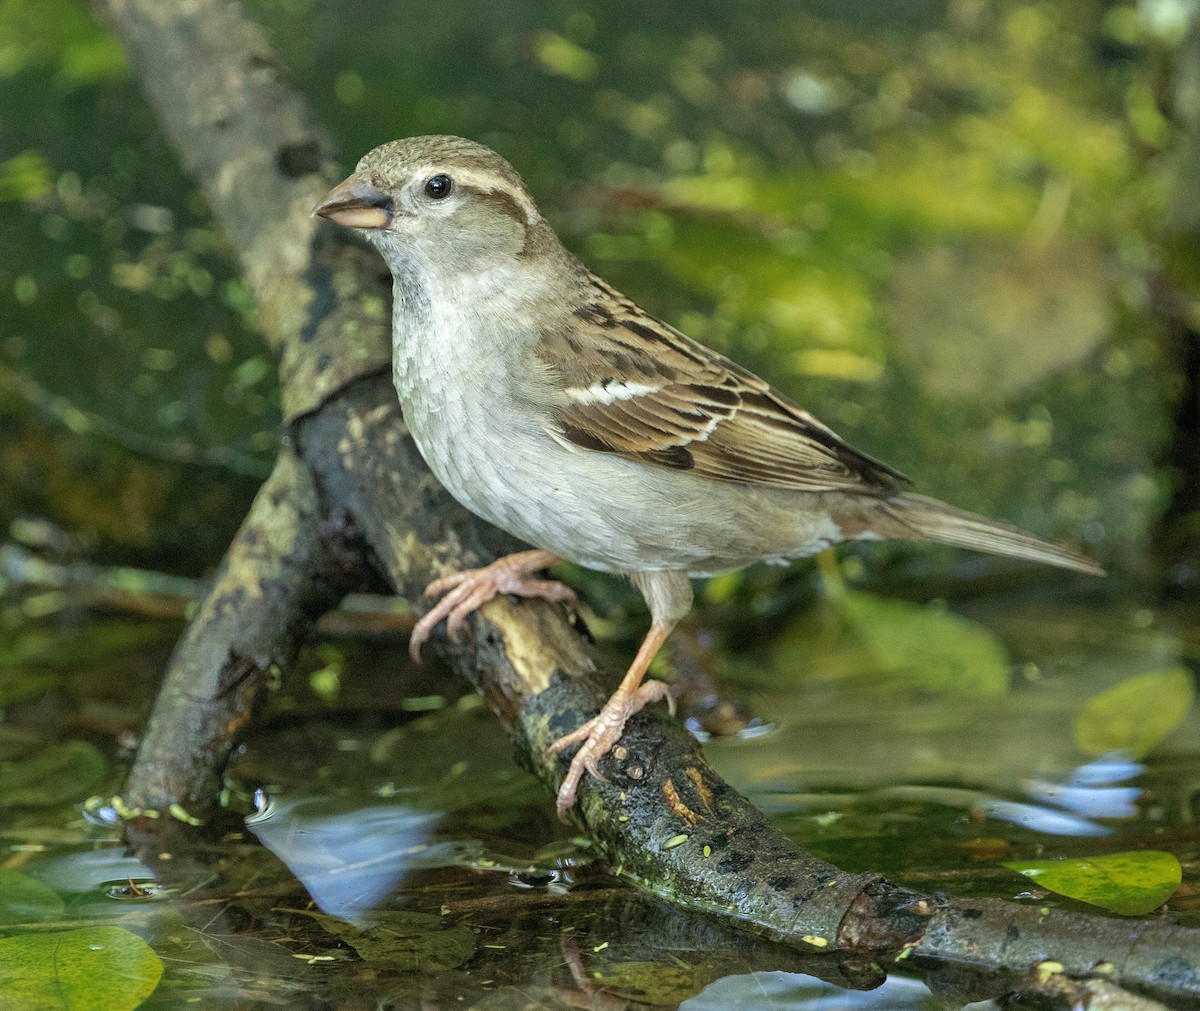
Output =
[
  {"x1": 409, "y1": 549, "x2": 575, "y2": 662},
  {"x1": 549, "y1": 571, "x2": 693, "y2": 818},
  {"x1": 549, "y1": 618, "x2": 676, "y2": 818}
]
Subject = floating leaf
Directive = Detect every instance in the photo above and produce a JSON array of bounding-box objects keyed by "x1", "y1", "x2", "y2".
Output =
[
  {"x1": 1073, "y1": 670, "x2": 1195, "y2": 759},
  {"x1": 0, "y1": 868, "x2": 64, "y2": 924},
  {"x1": 0, "y1": 740, "x2": 107, "y2": 807},
  {"x1": 297, "y1": 909, "x2": 474, "y2": 971},
  {"x1": 1003, "y1": 850, "x2": 1182, "y2": 915},
  {"x1": 0, "y1": 926, "x2": 162, "y2": 1010},
  {"x1": 590, "y1": 959, "x2": 710, "y2": 1005}
]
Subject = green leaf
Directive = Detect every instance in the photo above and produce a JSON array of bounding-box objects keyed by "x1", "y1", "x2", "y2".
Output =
[
  {"x1": 834, "y1": 589, "x2": 1011, "y2": 696},
  {"x1": 0, "y1": 927, "x2": 163, "y2": 1010},
  {"x1": 0, "y1": 741, "x2": 108, "y2": 807},
  {"x1": 1073, "y1": 669, "x2": 1195, "y2": 759},
  {"x1": 0, "y1": 868, "x2": 63, "y2": 924},
  {"x1": 1003, "y1": 850, "x2": 1182, "y2": 916}
]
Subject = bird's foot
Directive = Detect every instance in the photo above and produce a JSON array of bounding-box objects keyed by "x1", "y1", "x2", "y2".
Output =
[
  {"x1": 409, "y1": 550, "x2": 573, "y2": 662},
  {"x1": 549, "y1": 679, "x2": 673, "y2": 819}
]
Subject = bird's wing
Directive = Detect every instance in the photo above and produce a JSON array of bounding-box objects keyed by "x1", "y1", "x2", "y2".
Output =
[{"x1": 531, "y1": 274, "x2": 908, "y2": 494}]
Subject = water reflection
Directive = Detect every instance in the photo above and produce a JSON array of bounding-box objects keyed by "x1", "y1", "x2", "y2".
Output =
[
  {"x1": 25, "y1": 846, "x2": 156, "y2": 897},
  {"x1": 1022, "y1": 754, "x2": 1142, "y2": 822},
  {"x1": 682, "y1": 970, "x2": 970, "y2": 1010},
  {"x1": 879, "y1": 753, "x2": 1143, "y2": 838},
  {"x1": 245, "y1": 794, "x2": 439, "y2": 924},
  {"x1": 1003, "y1": 752, "x2": 1143, "y2": 835}
]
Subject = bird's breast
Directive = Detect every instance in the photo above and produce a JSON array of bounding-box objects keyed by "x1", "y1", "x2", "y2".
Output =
[{"x1": 390, "y1": 288, "x2": 584, "y2": 553}]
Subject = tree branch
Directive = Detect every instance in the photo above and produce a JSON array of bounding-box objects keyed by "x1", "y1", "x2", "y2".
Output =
[{"x1": 120, "y1": 446, "x2": 355, "y2": 812}]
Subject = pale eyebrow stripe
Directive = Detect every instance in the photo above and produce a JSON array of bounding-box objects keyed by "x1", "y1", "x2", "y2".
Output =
[{"x1": 413, "y1": 163, "x2": 540, "y2": 224}]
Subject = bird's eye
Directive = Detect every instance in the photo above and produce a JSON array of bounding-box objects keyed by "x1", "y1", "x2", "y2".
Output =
[{"x1": 424, "y1": 174, "x2": 453, "y2": 200}]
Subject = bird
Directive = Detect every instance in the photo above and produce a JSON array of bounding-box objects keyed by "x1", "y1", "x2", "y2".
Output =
[{"x1": 313, "y1": 135, "x2": 1104, "y2": 818}]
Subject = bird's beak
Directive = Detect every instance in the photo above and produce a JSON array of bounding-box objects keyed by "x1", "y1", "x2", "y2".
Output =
[{"x1": 312, "y1": 174, "x2": 394, "y2": 229}]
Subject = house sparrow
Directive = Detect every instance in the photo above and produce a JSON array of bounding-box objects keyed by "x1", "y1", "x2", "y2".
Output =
[{"x1": 313, "y1": 135, "x2": 1103, "y2": 817}]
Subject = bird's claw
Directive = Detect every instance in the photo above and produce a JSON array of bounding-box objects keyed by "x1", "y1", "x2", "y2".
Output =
[
  {"x1": 550, "y1": 678, "x2": 672, "y2": 819},
  {"x1": 408, "y1": 553, "x2": 574, "y2": 663}
]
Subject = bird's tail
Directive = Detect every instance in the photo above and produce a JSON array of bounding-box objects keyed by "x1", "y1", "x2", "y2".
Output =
[{"x1": 871, "y1": 493, "x2": 1105, "y2": 576}]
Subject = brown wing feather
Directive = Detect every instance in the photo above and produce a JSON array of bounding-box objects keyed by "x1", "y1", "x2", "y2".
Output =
[{"x1": 535, "y1": 273, "x2": 908, "y2": 494}]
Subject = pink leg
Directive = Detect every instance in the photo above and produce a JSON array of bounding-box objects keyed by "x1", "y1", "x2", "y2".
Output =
[
  {"x1": 549, "y1": 621, "x2": 675, "y2": 819},
  {"x1": 408, "y1": 550, "x2": 575, "y2": 662}
]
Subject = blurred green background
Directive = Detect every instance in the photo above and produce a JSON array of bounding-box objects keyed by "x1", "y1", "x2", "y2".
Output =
[{"x1": 2, "y1": 0, "x2": 1196, "y2": 580}]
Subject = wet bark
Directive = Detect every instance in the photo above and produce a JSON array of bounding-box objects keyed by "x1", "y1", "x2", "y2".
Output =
[
  {"x1": 119, "y1": 447, "x2": 357, "y2": 813},
  {"x1": 96, "y1": 0, "x2": 1199, "y2": 1005}
]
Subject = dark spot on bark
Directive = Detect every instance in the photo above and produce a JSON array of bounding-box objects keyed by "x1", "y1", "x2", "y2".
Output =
[
  {"x1": 1004, "y1": 925, "x2": 1021, "y2": 943},
  {"x1": 316, "y1": 353, "x2": 332, "y2": 373},
  {"x1": 277, "y1": 139, "x2": 324, "y2": 178},
  {"x1": 717, "y1": 850, "x2": 752, "y2": 874},
  {"x1": 703, "y1": 832, "x2": 729, "y2": 852},
  {"x1": 216, "y1": 654, "x2": 260, "y2": 699},
  {"x1": 768, "y1": 875, "x2": 797, "y2": 890},
  {"x1": 961, "y1": 908, "x2": 983, "y2": 920}
]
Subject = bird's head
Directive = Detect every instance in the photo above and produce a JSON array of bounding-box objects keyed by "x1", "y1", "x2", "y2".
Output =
[{"x1": 313, "y1": 135, "x2": 552, "y2": 277}]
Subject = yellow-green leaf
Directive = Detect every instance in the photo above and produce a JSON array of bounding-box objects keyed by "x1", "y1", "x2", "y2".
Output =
[
  {"x1": 770, "y1": 587, "x2": 1012, "y2": 696},
  {"x1": 0, "y1": 927, "x2": 163, "y2": 1010},
  {"x1": 1002, "y1": 850, "x2": 1182, "y2": 916},
  {"x1": 1073, "y1": 669, "x2": 1195, "y2": 759},
  {"x1": 838, "y1": 589, "x2": 1011, "y2": 696}
]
